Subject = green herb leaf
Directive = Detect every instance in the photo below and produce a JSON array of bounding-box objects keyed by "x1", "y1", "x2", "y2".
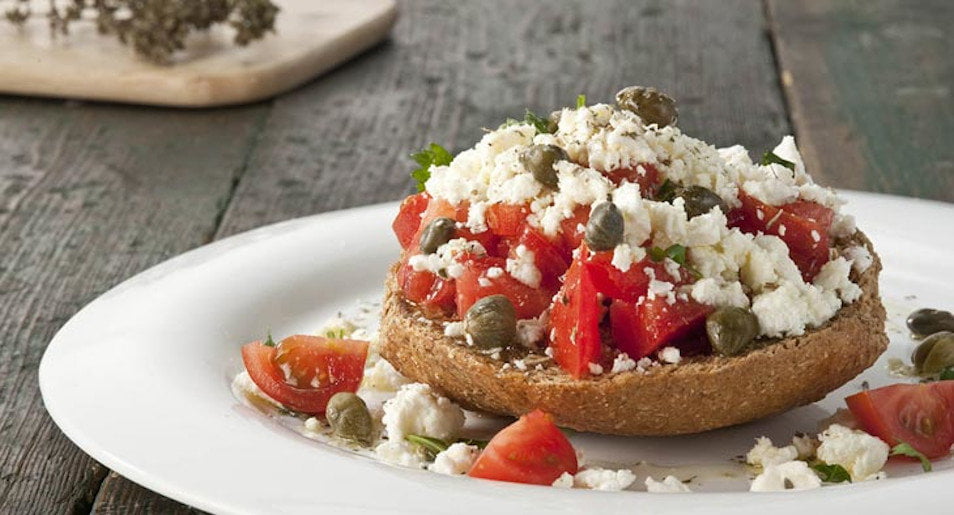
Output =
[
  {"x1": 576, "y1": 94, "x2": 586, "y2": 109},
  {"x1": 524, "y1": 110, "x2": 556, "y2": 134},
  {"x1": 323, "y1": 328, "x2": 348, "y2": 339},
  {"x1": 759, "y1": 151, "x2": 796, "y2": 170},
  {"x1": 410, "y1": 143, "x2": 453, "y2": 192},
  {"x1": 405, "y1": 434, "x2": 449, "y2": 459},
  {"x1": 263, "y1": 331, "x2": 276, "y2": 347},
  {"x1": 665, "y1": 244, "x2": 687, "y2": 265},
  {"x1": 812, "y1": 463, "x2": 852, "y2": 483},
  {"x1": 648, "y1": 246, "x2": 667, "y2": 262},
  {"x1": 890, "y1": 442, "x2": 932, "y2": 472},
  {"x1": 655, "y1": 179, "x2": 679, "y2": 202},
  {"x1": 939, "y1": 366, "x2": 954, "y2": 381},
  {"x1": 647, "y1": 244, "x2": 701, "y2": 279}
]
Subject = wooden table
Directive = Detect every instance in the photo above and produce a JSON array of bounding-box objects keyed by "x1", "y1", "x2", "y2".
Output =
[{"x1": 0, "y1": 1, "x2": 950, "y2": 512}]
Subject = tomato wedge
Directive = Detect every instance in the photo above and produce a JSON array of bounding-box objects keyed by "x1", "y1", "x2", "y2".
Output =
[
  {"x1": 512, "y1": 225, "x2": 569, "y2": 290},
  {"x1": 845, "y1": 382, "x2": 954, "y2": 459},
  {"x1": 486, "y1": 203, "x2": 530, "y2": 237},
  {"x1": 455, "y1": 255, "x2": 554, "y2": 320},
  {"x1": 396, "y1": 260, "x2": 457, "y2": 317},
  {"x1": 603, "y1": 162, "x2": 661, "y2": 195},
  {"x1": 557, "y1": 205, "x2": 590, "y2": 257},
  {"x1": 392, "y1": 192, "x2": 430, "y2": 249},
  {"x1": 549, "y1": 257, "x2": 602, "y2": 378},
  {"x1": 241, "y1": 336, "x2": 368, "y2": 415},
  {"x1": 469, "y1": 410, "x2": 578, "y2": 485},
  {"x1": 609, "y1": 297, "x2": 711, "y2": 360}
]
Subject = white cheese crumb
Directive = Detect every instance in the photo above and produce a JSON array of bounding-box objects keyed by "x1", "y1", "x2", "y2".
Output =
[
  {"x1": 486, "y1": 266, "x2": 504, "y2": 279},
  {"x1": 816, "y1": 424, "x2": 889, "y2": 482},
  {"x1": 551, "y1": 472, "x2": 574, "y2": 488},
  {"x1": 443, "y1": 321, "x2": 465, "y2": 338},
  {"x1": 746, "y1": 437, "x2": 799, "y2": 467},
  {"x1": 792, "y1": 434, "x2": 818, "y2": 461},
  {"x1": 375, "y1": 440, "x2": 426, "y2": 469},
  {"x1": 516, "y1": 317, "x2": 546, "y2": 348},
  {"x1": 409, "y1": 238, "x2": 485, "y2": 279},
  {"x1": 658, "y1": 346, "x2": 681, "y2": 364},
  {"x1": 428, "y1": 443, "x2": 480, "y2": 475},
  {"x1": 588, "y1": 362, "x2": 604, "y2": 375},
  {"x1": 690, "y1": 278, "x2": 749, "y2": 308},
  {"x1": 813, "y1": 257, "x2": 862, "y2": 303},
  {"x1": 381, "y1": 383, "x2": 465, "y2": 442},
  {"x1": 750, "y1": 461, "x2": 821, "y2": 492},
  {"x1": 573, "y1": 467, "x2": 637, "y2": 491},
  {"x1": 842, "y1": 245, "x2": 873, "y2": 273},
  {"x1": 645, "y1": 475, "x2": 692, "y2": 493},
  {"x1": 361, "y1": 359, "x2": 411, "y2": 392},
  {"x1": 505, "y1": 244, "x2": 542, "y2": 288},
  {"x1": 611, "y1": 353, "x2": 637, "y2": 373},
  {"x1": 303, "y1": 416, "x2": 322, "y2": 433}
]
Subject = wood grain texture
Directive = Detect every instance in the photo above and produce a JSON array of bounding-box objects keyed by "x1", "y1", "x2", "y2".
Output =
[
  {"x1": 0, "y1": 97, "x2": 268, "y2": 513},
  {"x1": 767, "y1": 0, "x2": 954, "y2": 201},
  {"x1": 92, "y1": 473, "x2": 202, "y2": 515}
]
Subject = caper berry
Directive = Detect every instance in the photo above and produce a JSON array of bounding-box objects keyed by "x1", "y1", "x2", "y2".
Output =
[
  {"x1": 465, "y1": 294, "x2": 517, "y2": 349},
  {"x1": 584, "y1": 202, "x2": 624, "y2": 251},
  {"x1": 916, "y1": 332, "x2": 954, "y2": 375},
  {"x1": 520, "y1": 144, "x2": 567, "y2": 190},
  {"x1": 906, "y1": 308, "x2": 954, "y2": 339},
  {"x1": 706, "y1": 307, "x2": 760, "y2": 356},
  {"x1": 679, "y1": 185, "x2": 729, "y2": 218},
  {"x1": 326, "y1": 392, "x2": 374, "y2": 445},
  {"x1": 419, "y1": 217, "x2": 456, "y2": 254},
  {"x1": 615, "y1": 86, "x2": 678, "y2": 127}
]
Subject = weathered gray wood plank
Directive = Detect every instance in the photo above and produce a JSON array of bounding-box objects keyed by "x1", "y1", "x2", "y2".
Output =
[
  {"x1": 91, "y1": 0, "x2": 792, "y2": 511},
  {"x1": 0, "y1": 97, "x2": 269, "y2": 514},
  {"x1": 767, "y1": 0, "x2": 954, "y2": 202}
]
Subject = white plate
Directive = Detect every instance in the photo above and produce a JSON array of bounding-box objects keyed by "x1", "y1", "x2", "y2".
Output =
[{"x1": 40, "y1": 191, "x2": 954, "y2": 514}]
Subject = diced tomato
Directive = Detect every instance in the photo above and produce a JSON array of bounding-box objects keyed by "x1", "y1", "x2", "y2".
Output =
[
  {"x1": 733, "y1": 192, "x2": 833, "y2": 281},
  {"x1": 392, "y1": 193, "x2": 430, "y2": 250},
  {"x1": 512, "y1": 226, "x2": 569, "y2": 289},
  {"x1": 469, "y1": 410, "x2": 578, "y2": 485},
  {"x1": 397, "y1": 260, "x2": 456, "y2": 316},
  {"x1": 409, "y1": 198, "x2": 470, "y2": 251},
  {"x1": 845, "y1": 382, "x2": 954, "y2": 459},
  {"x1": 558, "y1": 205, "x2": 590, "y2": 256},
  {"x1": 455, "y1": 256, "x2": 553, "y2": 320},
  {"x1": 548, "y1": 258, "x2": 602, "y2": 378},
  {"x1": 603, "y1": 162, "x2": 661, "y2": 196},
  {"x1": 241, "y1": 336, "x2": 368, "y2": 415},
  {"x1": 609, "y1": 297, "x2": 712, "y2": 360},
  {"x1": 486, "y1": 203, "x2": 530, "y2": 237}
]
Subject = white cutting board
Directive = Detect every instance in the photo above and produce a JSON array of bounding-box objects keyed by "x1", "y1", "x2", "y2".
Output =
[{"x1": 0, "y1": 0, "x2": 397, "y2": 107}]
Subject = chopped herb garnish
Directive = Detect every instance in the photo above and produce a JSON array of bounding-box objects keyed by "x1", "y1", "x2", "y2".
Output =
[
  {"x1": 890, "y1": 442, "x2": 932, "y2": 472},
  {"x1": 263, "y1": 331, "x2": 276, "y2": 347},
  {"x1": 812, "y1": 463, "x2": 851, "y2": 483},
  {"x1": 648, "y1": 244, "x2": 701, "y2": 279},
  {"x1": 324, "y1": 328, "x2": 348, "y2": 339},
  {"x1": 759, "y1": 151, "x2": 796, "y2": 170},
  {"x1": 655, "y1": 179, "x2": 679, "y2": 202},
  {"x1": 939, "y1": 366, "x2": 954, "y2": 381},
  {"x1": 410, "y1": 143, "x2": 453, "y2": 192},
  {"x1": 405, "y1": 434, "x2": 448, "y2": 459},
  {"x1": 524, "y1": 109, "x2": 556, "y2": 134},
  {"x1": 576, "y1": 94, "x2": 586, "y2": 109}
]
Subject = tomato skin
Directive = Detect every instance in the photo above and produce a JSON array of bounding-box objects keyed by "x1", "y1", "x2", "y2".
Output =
[
  {"x1": 486, "y1": 203, "x2": 530, "y2": 237},
  {"x1": 609, "y1": 297, "x2": 711, "y2": 360},
  {"x1": 469, "y1": 410, "x2": 578, "y2": 485},
  {"x1": 241, "y1": 337, "x2": 368, "y2": 415},
  {"x1": 733, "y1": 192, "x2": 833, "y2": 281},
  {"x1": 512, "y1": 226, "x2": 569, "y2": 290},
  {"x1": 558, "y1": 206, "x2": 590, "y2": 257},
  {"x1": 549, "y1": 257, "x2": 602, "y2": 378},
  {"x1": 603, "y1": 162, "x2": 661, "y2": 196},
  {"x1": 396, "y1": 260, "x2": 457, "y2": 317},
  {"x1": 392, "y1": 193, "x2": 430, "y2": 250},
  {"x1": 845, "y1": 382, "x2": 954, "y2": 459},
  {"x1": 455, "y1": 256, "x2": 553, "y2": 320}
]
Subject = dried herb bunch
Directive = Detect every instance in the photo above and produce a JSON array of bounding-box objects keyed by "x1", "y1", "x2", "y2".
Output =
[{"x1": 3, "y1": 0, "x2": 280, "y2": 64}]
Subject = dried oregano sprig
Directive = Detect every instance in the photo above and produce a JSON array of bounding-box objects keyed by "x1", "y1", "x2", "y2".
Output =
[{"x1": 3, "y1": 0, "x2": 279, "y2": 65}]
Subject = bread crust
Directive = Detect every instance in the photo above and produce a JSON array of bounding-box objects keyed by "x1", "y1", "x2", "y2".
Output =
[{"x1": 379, "y1": 232, "x2": 888, "y2": 435}]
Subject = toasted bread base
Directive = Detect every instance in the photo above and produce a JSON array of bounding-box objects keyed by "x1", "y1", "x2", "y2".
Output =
[{"x1": 379, "y1": 232, "x2": 888, "y2": 435}]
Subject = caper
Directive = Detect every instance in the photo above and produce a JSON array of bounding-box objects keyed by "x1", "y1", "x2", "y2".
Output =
[
  {"x1": 906, "y1": 308, "x2": 954, "y2": 338},
  {"x1": 520, "y1": 144, "x2": 567, "y2": 189},
  {"x1": 419, "y1": 217, "x2": 456, "y2": 254},
  {"x1": 679, "y1": 185, "x2": 729, "y2": 218},
  {"x1": 326, "y1": 392, "x2": 374, "y2": 445},
  {"x1": 615, "y1": 86, "x2": 678, "y2": 127},
  {"x1": 917, "y1": 332, "x2": 954, "y2": 375},
  {"x1": 706, "y1": 307, "x2": 760, "y2": 356},
  {"x1": 464, "y1": 294, "x2": 517, "y2": 349},
  {"x1": 584, "y1": 202, "x2": 624, "y2": 251}
]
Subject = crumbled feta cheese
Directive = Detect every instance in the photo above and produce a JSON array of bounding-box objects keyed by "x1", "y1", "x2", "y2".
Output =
[
  {"x1": 611, "y1": 243, "x2": 637, "y2": 272},
  {"x1": 428, "y1": 443, "x2": 480, "y2": 475},
  {"x1": 792, "y1": 434, "x2": 818, "y2": 461},
  {"x1": 588, "y1": 362, "x2": 604, "y2": 375},
  {"x1": 690, "y1": 277, "x2": 749, "y2": 308},
  {"x1": 381, "y1": 383, "x2": 465, "y2": 442},
  {"x1": 746, "y1": 437, "x2": 799, "y2": 467},
  {"x1": 611, "y1": 352, "x2": 637, "y2": 373},
  {"x1": 751, "y1": 282, "x2": 841, "y2": 338},
  {"x1": 750, "y1": 461, "x2": 822, "y2": 492},
  {"x1": 516, "y1": 317, "x2": 546, "y2": 348},
  {"x1": 658, "y1": 346, "x2": 681, "y2": 364},
  {"x1": 506, "y1": 244, "x2": 542, "y2": 288},
  {"x1": 362, "y1": 359, "x2": 411, "y2": 392},
  {"x1": 814, "y1": 257, "x2": 862, "y2": 303},
  {"x1": 375, "y1": 440, "x2": 426, "y2": 468},
  {"x1": 645, "y1": 475, "x2": 692, "y2": 493},
  {"x1": 318, "y1": 316, "x2": 357, "y2": 338},
  {"x1": 573, "y1": 467, "x2": 637, "y2": 491},
  {"x1": 409, "y1": 238, "x2": 485, "y2": 279},
  {"x1": 551, "y1": 472, "x2": 574, "y2": 488},
  {"x1": 444, "y1": 321, "x2": 465, "y2": 338},
  {"x1": 303, "y1": 416, "x2": 322, "y2": 433},
  {"x1": 816, "y1": 424, "x2": 889, "y2": 482},
  {"x1": 830, "y1": 213, "x2": 856, "y2": 237},
  {"x1": 842, "y1": 245, "x2": 873, "y2": 273},
  {"x1": 486, "y1": 266, "x2": 504, "y2": 278}
]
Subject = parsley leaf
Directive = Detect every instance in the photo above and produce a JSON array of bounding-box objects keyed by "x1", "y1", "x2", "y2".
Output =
[
  {"x1": 410, "y1": 143, "x2": 453, "y2": 192},
  {"x1": 940, "y1": 366, "x2": 954, "y2": 381},
  {"x1": 759, "y1": 151, "x2": 796, "y2": 170},
  {"x1": 405, "y1": 434, "x2": 448, "y2": 459},
  {"x1": 890, "y1": 442, "x2": 932, "y2": 472},
  {"x1": 655, "y1": 179, "x2": 679, "y2": 202},
  {"x1": 263, "y1": 331, "x2": 276, "y2": 347},
  {"x1": 648, "y1": 244, "x2": 702, "y2": 279},
  {"x1": 576, "y1": 94, "x2": 586, "y2": 108},
  {"x1": 524, "y1": 109, "x2": 556, "y2": 134},
  {"x1": 812, "y1": 463, "x2": 851, "y2": 483}
]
